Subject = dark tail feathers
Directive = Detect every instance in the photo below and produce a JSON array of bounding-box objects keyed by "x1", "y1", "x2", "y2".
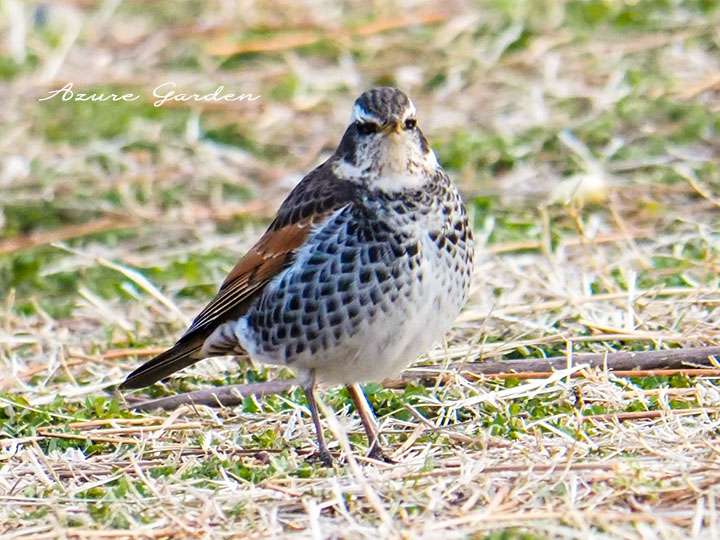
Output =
[{"x1": 120, "y1": 336, "x2": 205, "y2": 389}]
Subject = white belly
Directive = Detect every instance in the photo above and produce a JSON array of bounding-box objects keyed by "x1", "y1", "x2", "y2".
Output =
[
  {"x1": 295, "y1": 248, "x2": 465, "y2": 384},
  {"x1": 232, "y1": 208, "x2": 472, "y2": 386}
]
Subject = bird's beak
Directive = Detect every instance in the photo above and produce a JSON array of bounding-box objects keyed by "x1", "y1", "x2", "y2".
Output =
[{"x1": 383, "y1": 116, "x2": 403, "y2": 135}]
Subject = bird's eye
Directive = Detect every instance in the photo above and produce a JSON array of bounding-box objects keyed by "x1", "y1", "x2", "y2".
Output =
[
  {"x1": 404, "y1": 118, "x2": 417, "y2": 130},
  {"x1": 357, "y1": 122, "x2": 378, "y2": 135}
]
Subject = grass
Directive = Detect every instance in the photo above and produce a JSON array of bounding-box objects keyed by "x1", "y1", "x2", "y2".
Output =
[{"x1": 2, "y1": 0, "x2": 720, "y2": 538}]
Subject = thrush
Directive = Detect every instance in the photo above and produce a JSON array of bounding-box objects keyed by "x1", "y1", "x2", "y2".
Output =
[{"x1": 121, "y1": 87, "x2": 474, "y2": 465}]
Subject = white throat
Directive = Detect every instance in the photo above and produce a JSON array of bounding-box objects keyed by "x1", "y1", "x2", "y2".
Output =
[{"x1": 332, "y1": 138, "x2": 439, "y2": 193}]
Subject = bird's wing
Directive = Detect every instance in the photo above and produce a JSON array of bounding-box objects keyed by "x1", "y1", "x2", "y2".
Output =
[
  {"x1": 181, "y1": 166, "x2": 357, "y2": 338},
  {"x1": 180, "y1": 214, "x2": 319, "y2": 336},
  {"x1": 120, "y1": 163, "x2": 357, "y2": 389}
]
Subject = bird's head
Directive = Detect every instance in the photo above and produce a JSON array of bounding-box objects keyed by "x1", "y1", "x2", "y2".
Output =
[{"x1": 333, "y1": 87, "x2": 439, "y2": 192}]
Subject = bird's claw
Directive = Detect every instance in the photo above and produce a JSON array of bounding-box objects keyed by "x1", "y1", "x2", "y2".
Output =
[
  {"x1": 308, "y1": 449, "x2": 334, "y2": 467},
  {"x1": 367, "y1": 444, "x2": 395, "y2": 464}
]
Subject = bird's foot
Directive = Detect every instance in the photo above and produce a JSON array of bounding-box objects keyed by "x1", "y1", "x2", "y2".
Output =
[
  {"x1": 367, "y1": 444, "x2": 395, "y2": 464},
  {"x1": 308, "y1": 449, "x2": 334, "y2": 467}
]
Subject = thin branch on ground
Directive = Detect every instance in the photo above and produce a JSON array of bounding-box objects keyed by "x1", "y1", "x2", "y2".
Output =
[
  {"x1": 125, "y1": 346, "x2": 720, "y2": 411},
  {"x1": 451, "y1": 346, "x2": 720, "y2": 376},
  {"x1": 125, "y1": 379, "x2": 298, "y2": 411}
]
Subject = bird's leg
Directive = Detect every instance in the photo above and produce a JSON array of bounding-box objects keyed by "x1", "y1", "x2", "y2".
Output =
[
  {"x1": 303, "y1": 372, "x2": 333, "y2": 467},
  {"x1": 346, "y1": 383, "x2": 393, "y2": 463}
]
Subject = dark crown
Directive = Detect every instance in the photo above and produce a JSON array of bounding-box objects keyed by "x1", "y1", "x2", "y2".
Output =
[{"x1": 353, "y1": 87, "x2": 414, "y2": 124}]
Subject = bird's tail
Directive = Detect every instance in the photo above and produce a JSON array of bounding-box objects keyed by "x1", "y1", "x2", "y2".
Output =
[{"x1": 119, "y1": 335, "x2": 206, "y2": 389}]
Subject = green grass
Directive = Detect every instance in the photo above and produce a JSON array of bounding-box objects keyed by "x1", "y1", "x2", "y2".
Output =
[{"x1": 35, "y1": 86, "x2": 189, "y2": 144}]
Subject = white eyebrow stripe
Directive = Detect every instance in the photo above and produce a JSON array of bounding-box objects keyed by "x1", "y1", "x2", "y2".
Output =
[
  {"x1": 405, "y1": 98, "x2": 416, "y2": 119},
  {"x1": 351, "y1": 103, "x2": 381, "y2": 124},
  {"x1": 351, "y1": 97, "x2": 416, "y2": 123}
]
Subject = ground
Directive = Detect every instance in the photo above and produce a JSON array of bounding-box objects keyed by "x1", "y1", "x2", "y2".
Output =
[{"x1": 1, "y1": 1, "x2": 720, "y2": 538}]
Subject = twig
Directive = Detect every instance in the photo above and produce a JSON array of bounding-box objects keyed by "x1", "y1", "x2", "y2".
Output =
[
  {"x1": 5, "y1": 349, "x2": 168, "y2": 389},
  {"x1": 124, "y1": 347, "x2": 720, "y2": 411},
  {"x1": 398, "y1": 461, "x2": 617, "y2": 481},
  {"x1": 93, "y1": 257, "x2": 186, "y2": 322},
  {"x1": 12, "y1": 527, "x2": 201, "y2": 539},
  {"x1": 675, "y1": 165, "x2": 720, "y2": 209},
  {"x1": 486, "y1": 229, "x2": 652, "y2": 255},
  {"x1": 470, "y1": 368, "x2": 720, "y2": 380},
  {"x1": 449, "y1": 346, "x2": 720, "y2": 376},
  {"x1": 101, "y1": 347, "x2": 168, "y2": 360},
  {"x1": 458, "y1": 285, "x2": 720, "y2": 322},
  {"x1": 0, "y1": 215, "x2": 137, "y2": 256},
  {"x1": 67, "y1": 418, "x2": 163, "y2": 429},
  {"x1": 207, "y1": 11, "x2": 447, "y2": 55},
  {"x1": 73, "y1": 421, "x2": 203, "y2": 435},
  {"x1": 36, "y1": 430, "x2": 139, "y2": 446},
  {"x1": 582, "y1": 407, "x2": 720, "y2": 423},
  {"x1": 676, "y1": 71, "x2": 720, "y2": 100},
  {"x1": 126, "y1": 379, "x2": 298, "y2": 411}
]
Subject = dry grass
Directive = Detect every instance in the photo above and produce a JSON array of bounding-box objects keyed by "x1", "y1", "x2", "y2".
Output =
[{"x1": 2, "y1": 0, "x2": 720, "y2": 538}]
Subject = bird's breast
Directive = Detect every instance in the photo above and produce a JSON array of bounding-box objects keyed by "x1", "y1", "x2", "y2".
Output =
[{"x1": 233, "y1": 185, "x2": 473, "y2": 383}]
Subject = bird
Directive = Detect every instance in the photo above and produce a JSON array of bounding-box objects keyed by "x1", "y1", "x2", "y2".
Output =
[{"x1": 120, "y1": 87, "x2": 474, "y2": 465}]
